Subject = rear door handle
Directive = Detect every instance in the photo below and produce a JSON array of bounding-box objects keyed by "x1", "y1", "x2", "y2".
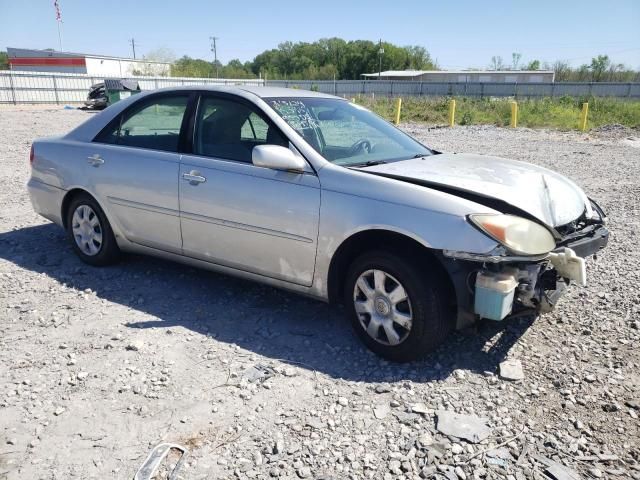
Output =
[
  {"x1": 182, "y1": 170, "x2": 206, "y2": 185},
  {"x1": 87, "y1": 154, "x2": 104, "y2": 167}
]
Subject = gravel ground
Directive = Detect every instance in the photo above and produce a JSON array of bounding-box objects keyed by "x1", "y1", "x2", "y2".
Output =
[{"x1": 1, "y1": 107, "x2": 639, "y2": 480}]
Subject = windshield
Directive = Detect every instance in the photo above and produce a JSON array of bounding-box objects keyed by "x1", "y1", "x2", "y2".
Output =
[{"x1": 265, "y1": 97, "x2": 432, "y2": 166}]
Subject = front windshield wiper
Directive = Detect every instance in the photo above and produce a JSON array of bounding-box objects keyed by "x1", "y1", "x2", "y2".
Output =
[{"x1": 348, "y1": 160, "x2": 387, "y2": 168}]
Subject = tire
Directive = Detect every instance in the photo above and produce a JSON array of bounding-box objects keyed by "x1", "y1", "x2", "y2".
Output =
[
  {"x1": 344, "y1": 250, "x2": 452, "y2": 362},
  {"x1": 66, "y1": 193, "x2": 120, "y2": 266}
]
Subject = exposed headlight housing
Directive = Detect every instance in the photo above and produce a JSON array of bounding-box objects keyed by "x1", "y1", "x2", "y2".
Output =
[{"x1": 469, "y1": 214, "x2": 556, "y2": 255}]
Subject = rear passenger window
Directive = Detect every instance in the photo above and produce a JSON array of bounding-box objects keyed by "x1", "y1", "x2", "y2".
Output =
[
  {"x1": 96, "y1": 95, "x2": 189, "y2": 152},
  {"x1": 194, "y1": 97, "x2": 288, "y2": 163}
]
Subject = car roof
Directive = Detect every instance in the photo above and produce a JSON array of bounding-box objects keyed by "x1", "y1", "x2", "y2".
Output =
[
  {"x1": 151, "y1": 84, "x2": 341, "y2": 100},
  {"x1": 66, "y1": 84, "x2": 344, "y2": 146}
]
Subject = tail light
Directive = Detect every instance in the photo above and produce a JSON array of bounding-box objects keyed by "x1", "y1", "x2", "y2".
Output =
[{"x1": 29, "y1": 144, "x2": 34, "y2": 166}]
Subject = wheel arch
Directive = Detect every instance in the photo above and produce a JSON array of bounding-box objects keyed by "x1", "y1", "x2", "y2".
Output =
[
  {"x1": 60, "y1": 188, "x2": 114, "y2": 231},
  {"x1": 326, "y1": 229, "x2": 457, "y2": 311},
  {"x1": 61, "y1": 188, "x2": 91, "y2": 229}
]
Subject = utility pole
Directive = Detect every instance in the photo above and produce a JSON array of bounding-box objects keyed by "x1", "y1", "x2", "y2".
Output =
[
  {"x1": 210, "y1": 36, "x2": 219, "y2": 78},
  {"x1": 378, "y1": 39, "x2": 384, "y2": 80},
  {"x1": 129, "y1": 38, "x2": 137, "y2": 59}
]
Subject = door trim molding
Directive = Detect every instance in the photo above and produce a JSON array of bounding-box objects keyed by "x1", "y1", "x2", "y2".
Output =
[
  {"x1": 180, "y1": 210, "x2": 313, "y2": 243},
  {"x1": 107, "y1": 196, "x2": 180, "y2": 217}
]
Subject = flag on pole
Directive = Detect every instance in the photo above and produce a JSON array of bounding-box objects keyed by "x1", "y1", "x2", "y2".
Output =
[
  {"x1": 53, "y1": 0, "x2": 63, "y2": 51},
  {"x1": 54, "y1": 0, "x2": 62, "y2": 21}
]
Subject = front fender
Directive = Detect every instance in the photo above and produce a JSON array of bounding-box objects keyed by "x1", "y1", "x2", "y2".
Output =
[{"x1": 311, "y1": 185, "x2": 499, "y2": 299}]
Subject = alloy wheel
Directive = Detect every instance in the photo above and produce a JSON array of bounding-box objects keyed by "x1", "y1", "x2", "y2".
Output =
[
  {"x1": 71, "y1": 204, "x2": 103, "y2": 256},
  {"x1": 353, "y1": 269, "x2": 413, "y2": 346}
]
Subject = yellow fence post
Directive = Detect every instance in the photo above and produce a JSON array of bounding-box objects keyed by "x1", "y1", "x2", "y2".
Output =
[
  {"x1": 579, "y1": 102, "x2": 589, "y2": 131},
  {"x1": 394, "y1": 98, "x2": 402, "y2": 125},
  {"x1": 510, "y1": 101, "x2": 518, "y2": 128},
  {"x1": 448, "y1": 99, "x2": 456, "y2": 127}
]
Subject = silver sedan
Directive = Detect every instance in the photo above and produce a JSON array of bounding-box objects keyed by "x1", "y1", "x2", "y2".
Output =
[{"x1": 27, "y1": 86, "x2": 609, "y2": 361}]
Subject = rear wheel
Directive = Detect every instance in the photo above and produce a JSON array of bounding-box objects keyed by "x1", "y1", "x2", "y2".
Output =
[
  {"x1": 66, "y1": 193, "x2": 120, "y2": 266},
  {"x1": 344, "y1": 250, "x2": 452, "y2": 362}
]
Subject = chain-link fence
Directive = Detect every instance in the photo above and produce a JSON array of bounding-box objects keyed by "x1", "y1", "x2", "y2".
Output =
[{"x1": 1, "y1": 71, "x2": 638, "y2": 104}]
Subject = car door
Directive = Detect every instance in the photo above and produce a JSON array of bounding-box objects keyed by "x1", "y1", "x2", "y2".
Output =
[
  {"x1": 89, "y1": 93, "x2": 192, "y2": 253},
  {"x1": 179, "y1": 93, "x2": 321, "y2": 286}
]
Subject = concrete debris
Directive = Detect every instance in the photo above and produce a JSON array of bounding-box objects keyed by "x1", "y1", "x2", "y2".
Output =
[
  {"x1": 486, "y1": 447, "x2": 511, "y2": 460},
  {"x1": 410, "y1": 402, "x2": 430, "y2": 414},
  {"x1": 499, "y1": 358, "x2": 525, "y2": 381},
  {"x1": 373, "y1": 403, "x2": 390, "y2": 419},
  {"x1": 243, "y1": 364, "x2": 276, "y2": 383},
  {"x1": 534, "y1": 455, "x2": 581, "y2": 480},
  {"x1": 133, "y1": 443, "x2": 188, "y2": 480},
  {"x1": 435, "y1": 411, "x2": 492, "y2": 443}
]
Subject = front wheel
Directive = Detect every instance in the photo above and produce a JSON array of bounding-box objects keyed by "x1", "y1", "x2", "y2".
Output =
[{"x1": 344, "y1": 250, "x2": 452, "y2": 362}]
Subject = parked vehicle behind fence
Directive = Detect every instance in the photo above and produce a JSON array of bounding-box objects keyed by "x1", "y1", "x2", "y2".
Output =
[
  {"x1": 28, "y1": 86, "x2": 608, "y2": 361},
  {"x1": 84, "y1": 79, "x2": 141, "y2": 110}
]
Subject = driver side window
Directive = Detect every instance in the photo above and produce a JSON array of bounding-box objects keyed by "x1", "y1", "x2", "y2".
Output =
[{"x1": 194, "y1": 97, "x2": 288, "y2": 163}]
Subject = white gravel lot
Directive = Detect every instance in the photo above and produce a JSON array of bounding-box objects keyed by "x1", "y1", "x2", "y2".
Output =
[{"x1": 0, "y1": 106, "x2": 639, "y2": 480}]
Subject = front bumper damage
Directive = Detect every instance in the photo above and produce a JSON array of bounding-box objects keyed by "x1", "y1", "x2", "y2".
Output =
[{"x1": 441, "y1": 205, "x2": 609, "y2": 326}]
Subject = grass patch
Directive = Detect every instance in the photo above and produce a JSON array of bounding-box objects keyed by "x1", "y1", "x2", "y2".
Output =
[{"x1": 354, "y1": 96, "x2": 640, "y2": 130}]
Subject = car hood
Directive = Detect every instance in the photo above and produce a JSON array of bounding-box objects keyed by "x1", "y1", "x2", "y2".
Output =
[{"x1": 362, "y1": 153, "x2": 590, "y2": 227}]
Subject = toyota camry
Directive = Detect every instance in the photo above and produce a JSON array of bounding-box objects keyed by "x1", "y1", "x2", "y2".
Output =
[{"x1": 27, "y1": 86, "x2": 609, "y2": 361}]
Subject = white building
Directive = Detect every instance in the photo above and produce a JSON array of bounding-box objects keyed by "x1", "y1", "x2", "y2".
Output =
[
  {"x1": 362, "y1": 70, "x2": 555, "y2": 83},
  {"x1": 7, "y1": 47, "x2": 171, "y2": 76}
]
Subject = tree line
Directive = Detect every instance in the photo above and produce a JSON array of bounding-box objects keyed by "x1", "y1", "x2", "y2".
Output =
[
  {"x1": 1, "y1": 42, "x2": 638, "y2": 82},
  {"x1": 169, "y1": 38, "x2": 436, "y2": 80},
  {"x1": 168, "y1": 44, "x2": 640, "y2": 82},
  {"x1": 490, "y1": 53, "x2": 640, "y2": 82}
]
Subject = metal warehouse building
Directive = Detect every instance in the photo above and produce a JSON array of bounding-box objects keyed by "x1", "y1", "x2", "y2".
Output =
[
  {"x1": 362, "y1": 70, "x2": 555, "y2": 83},
  {"x1": 7, "y1": 47, "x2": 171, "y2": 77}
]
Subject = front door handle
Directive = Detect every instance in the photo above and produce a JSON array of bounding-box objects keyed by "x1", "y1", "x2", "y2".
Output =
[
  {"x1": 182, "y1": 170, "x2": 206, "y2": 185},
  {"x1": 87, "y1": 154, "x2": 104, "y2": 167}
]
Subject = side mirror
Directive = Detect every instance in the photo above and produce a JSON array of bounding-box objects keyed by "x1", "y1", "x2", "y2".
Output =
[{"x1": 252, "y1": 145, "x2": 306, "y2": 173}]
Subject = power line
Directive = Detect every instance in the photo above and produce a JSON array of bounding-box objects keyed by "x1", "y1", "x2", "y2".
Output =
[
  {"x1": 129, "y1": 38, "x2": 137, "y2": 59},
  {"x1": 210, "y1": 36, "x2": 219, "y2": 78}
]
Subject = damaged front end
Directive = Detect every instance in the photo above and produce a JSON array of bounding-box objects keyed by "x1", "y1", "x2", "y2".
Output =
[{"x1": 442, "y1": 199, "x2": 609, "y2": 325}]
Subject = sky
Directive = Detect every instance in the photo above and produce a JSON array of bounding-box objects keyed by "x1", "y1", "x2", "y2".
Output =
[{"x1": 1, "y1": 0, "x2": 639, "y2": 70}]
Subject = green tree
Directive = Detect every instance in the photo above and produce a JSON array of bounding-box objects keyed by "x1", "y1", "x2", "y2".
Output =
[
  {"x1": 171, "y1": 56, "x2": 214, "y2": 77},
  {"x1": 577, "y1": 64, "x2": 591, "y2": 81},
  {"x1": 511, "y1": 52, "x2": 522, "y2": 69},
  {"x1": 589, "y1": 55, "x2": 610, "y2": 81},
  {"x1": 221, "y1": 59, "x2": 256, "y2": 79},
  {"x1": 136, "y1": 48, "x2": 176, "y2": 76},
  {"x1": 249, "y1": 38, "x2": 436, "y2": 80},
  {"x1": 525, "y1": 59, "x2": 540, "y2": 71},
  {"x1": 0, "y1": 51, "x2": 8, "y2": 70},
  {"x1": 490, "y1": 56, "x2": 504, "y2": 70},
  {"x1": 404, "y1": 46, "x2": 437, "y2": 70},
  {"x1": 143, "y1": 47, "x2": 177, "y2": 64},
  {"x1": 547, "y1": 60, "x2": 571, "y2": 81}
]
